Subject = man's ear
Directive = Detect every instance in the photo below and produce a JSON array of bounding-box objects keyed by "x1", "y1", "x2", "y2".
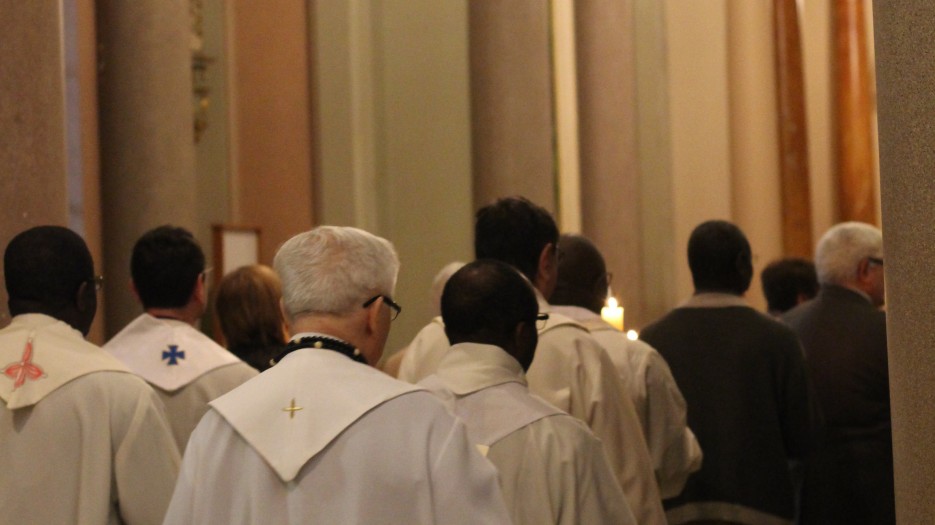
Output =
[
  {"x1": 365, "y1": 296, "x2": 382, "y2": 335},
  {"x1": 129, "y1": 279, "x2": 141, "y2": 303},
  {"x1": 75, "y1": 280, "x2": 93, "y2": 312},
  {"x1": 538, "y1": 243, "x2": 555, "y2": 277},
  {"x1": 191, "y1": 274, "x2": 207, "y2": 306}
]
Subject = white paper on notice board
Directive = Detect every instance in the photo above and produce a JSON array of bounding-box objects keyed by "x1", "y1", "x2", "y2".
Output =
[{"x1": 222, "y1": 230, "x2": 258, "y2": 275}]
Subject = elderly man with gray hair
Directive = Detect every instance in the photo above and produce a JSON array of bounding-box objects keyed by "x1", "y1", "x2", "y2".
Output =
[
  {"x1": 783, "y1": 221, "x2": 893, "y2": 525},
  {"x1": 163, "y1": 226, "x2": 509, "y2": 524}
]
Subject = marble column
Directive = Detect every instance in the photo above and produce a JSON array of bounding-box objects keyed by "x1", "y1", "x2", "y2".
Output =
[
  {"x1": 873, "y1": 2, "x2": 935, "y2": 520},
  {"x1": 0, "y1": 2, "x2": 70, "y2": 326},
  {"x1": 468, "y1": 1, "x2": 556, "y2": 212},
  {"x1": 97, "y1": 0, "x2": 196, "y2": 336}
]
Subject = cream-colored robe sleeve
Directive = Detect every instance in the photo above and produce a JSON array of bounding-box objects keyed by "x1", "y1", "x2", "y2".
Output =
[
  {"x1": 526, "y1": 326, "x2": 667, "y2": 525},
  {"x1": 592, "y1": 330, "x2": 702, "y2": 499}
]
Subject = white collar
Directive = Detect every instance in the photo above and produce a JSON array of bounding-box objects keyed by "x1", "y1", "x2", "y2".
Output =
[
  {"x1": 104, "y1": 313, "x2": 242, "y2": 391},
  {"x1": 211, "y1": 349, "x2": 420, "y2": 482},
  {"x1": 436, "y1": 343, "x2": 526, "y2": 395},
  {"x1": 548, "y1": 305, "x2": 616, "y2": 332},
  {"x1": 0, "y1": 314, "x2": 128, "y2": 408},
  {"x1": 678, "y1": 292, "x2": 750, "y2": 309}
]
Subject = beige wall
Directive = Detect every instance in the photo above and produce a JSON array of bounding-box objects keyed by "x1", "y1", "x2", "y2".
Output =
[
  {"x1": 631, "y1": 0, "x2": 844, "y2": 322},
  {"x1": 727, "y1": 0, "x2": 783, "y2": 310},
  {"x1": 228, "y1": 0, "x2": 314, "y2": 264}
]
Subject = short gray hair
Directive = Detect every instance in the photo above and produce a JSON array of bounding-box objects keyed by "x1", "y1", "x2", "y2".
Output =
[
  {"x1": 274, "y1": 226, "x2": 400, "y2": 319},
  {"x1": 815, "y1": 222, "x2": 883, "y2": 286}
]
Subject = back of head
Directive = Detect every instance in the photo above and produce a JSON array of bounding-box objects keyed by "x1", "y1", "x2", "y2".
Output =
[
  {"x1": 215, "y1": 265, "x2": 286, "y2": 358},
  {"x1": 442, "y1": 259, "x2": 539, "y2": 362},
  {"x1": 688, "y1": 220, "x2": 753, "y2": 295},
  {"x1": 474, "y1": 196, "x2": 558, "y2": 282},
  {"x1": 815, "y1": 221, "x2": 883, "y2": 286},
  {"x1": 550, "y1": 234, "x2": 607, "y2": 313},
  {"x1": 274, "y1": 226, "x2": 399, "y2": 321},
  {"x1": 5, "y1": 226, "x2": 94, "y2": 321},
  {"x1": 760, "y1": 258, "x2": 819, "y2": 314},
  {"x1": 131, "y1": 226, "x2": 205, "y2": 309}
]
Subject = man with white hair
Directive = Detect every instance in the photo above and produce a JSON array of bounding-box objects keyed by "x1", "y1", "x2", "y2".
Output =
[
  {"x1": 163, "y1": 226, "x2": 509, "y2": 524},
  {"x1": 783, "y1": 222, "x2": 893, "y2": 525}
]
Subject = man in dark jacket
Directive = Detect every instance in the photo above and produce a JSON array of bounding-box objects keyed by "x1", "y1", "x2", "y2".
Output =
[
  {"x1": 783, "y1": 221, "x2": 892, "y2": 525},
  {"x1": 641, "y1": 220, "x2": 812, "y2": 525}
]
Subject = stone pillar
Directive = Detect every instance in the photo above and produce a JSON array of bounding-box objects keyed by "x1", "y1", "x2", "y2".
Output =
[
  {"x1": 97, "y1": 0, "x2": 196, "y2": 336},
  {"x1": 873, "y1": 2, "x2": 935, "y2": 520},
  {"x1": 468, "y1": 2, "x2": 555, "y2": 212},
  {"x1": 0, "y1": 2, "x2": 70, "y2": 326},
  {"x1": 572, "y1": 0, "x2": 646, "y2": 327}
]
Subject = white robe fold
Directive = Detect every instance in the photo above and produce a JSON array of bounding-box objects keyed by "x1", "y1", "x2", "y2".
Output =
[
  {"x1": 163, "y1": 339, "x2": 511, "y2": 525},
  {"x1": 105, "y1": 314, "x2": 257, "y2": 450},
  {"x1": 399, "y1": 291, "x2": 667, "y2": 525},
  {"x1": 0, "y1": 314, "x2": 180, "y2": 525},
  {"x1": 552, "y1": 305, "x2": 703, "y2": 498},
  {"x1": 420, "y1": 342, "x2": 637, "y2": 525}
]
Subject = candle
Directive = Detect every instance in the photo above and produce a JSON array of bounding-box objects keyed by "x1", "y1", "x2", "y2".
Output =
[{"x1": 601, "y1": 297, "x2": 624, "y2": 331}]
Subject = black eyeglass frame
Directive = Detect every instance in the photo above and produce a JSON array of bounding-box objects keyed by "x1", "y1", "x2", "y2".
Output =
[
  {"x1": 867, "y1": 257, "x2": 884, "y2": 267},
  {"x1": 535, "y1": 313, "x2": 549, "y2": 331},
  {"x1": 362, "y1": 294, "x2": 402, "y2": 321}
]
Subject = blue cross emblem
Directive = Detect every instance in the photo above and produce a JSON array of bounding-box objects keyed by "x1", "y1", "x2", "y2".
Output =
[{"x1": 162, "y1": 345, "x2": 186, "y2": 366}]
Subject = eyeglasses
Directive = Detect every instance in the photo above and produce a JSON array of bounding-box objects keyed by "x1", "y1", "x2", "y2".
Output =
[
  {"x1": 867, "y1": 257, "x2": 884, "y2": 268},
  {"x1": 87, "y1": 275, "x2": 104, "y2": 292},
  {"x1": 362, "y1": 294, "x2": 402, "y2": 321},
  {"x1": 535, "y1": 313, "x2": 549, "y2": 331}
]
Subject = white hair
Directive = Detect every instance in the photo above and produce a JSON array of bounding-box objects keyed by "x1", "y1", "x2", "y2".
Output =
[
  {"x1": 274, "y1": 226, "x2": 400, "y2": 319},
  {"x1": 430, "y1": 261, "x2": 466, "y2": 316},
  {"x1": 815, "y1": 222, "x2": 883, "y2": 286}
]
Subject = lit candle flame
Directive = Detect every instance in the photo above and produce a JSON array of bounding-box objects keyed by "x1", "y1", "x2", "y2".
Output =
[{"x1": 601, "y1": 296, "x2": 624, "y2": 331}]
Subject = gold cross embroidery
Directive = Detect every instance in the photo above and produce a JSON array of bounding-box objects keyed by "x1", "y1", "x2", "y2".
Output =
[{"x1": 282, "y1": 398, "x2": 304, "y2": 419}]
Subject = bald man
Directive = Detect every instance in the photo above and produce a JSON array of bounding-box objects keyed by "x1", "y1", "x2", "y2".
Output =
[{"x1": 421, "y1": 259, "x2": 635, "y2": 524}]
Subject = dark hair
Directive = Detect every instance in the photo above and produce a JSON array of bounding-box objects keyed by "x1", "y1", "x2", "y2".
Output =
[
  {"x1": 551, "y1": 234, "x2": 607, "y2": 313},
  {"x1": 761, "y1": 258, "x2": 819, "y2": 313},
  {"x1": 131, "y1": 226, "x2": 205, "y2": 309},
  {"x1": 215, "y1": 265, "x2": 286, "y2": 371},
  {"x1": 687, "y1": 220, "x2": 753, "y2": 295},
  {"x1": 5, "y1": 226, "x2": 93, "y2": 308},
  {"x1": 474, "y1": 196, "x2": 559, "y2": 282},
  {"x1": 442, "y1": 259, "x2": 539, "y2": 345}
]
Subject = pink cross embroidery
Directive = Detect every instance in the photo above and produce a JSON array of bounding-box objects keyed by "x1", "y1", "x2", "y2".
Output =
[{"x1": 4, "y1": 337, "x2": 45, "y2": 389}]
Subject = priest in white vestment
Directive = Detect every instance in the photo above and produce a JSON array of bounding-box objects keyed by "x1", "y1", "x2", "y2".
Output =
[
  {"x1": 398, "y1": 196, "x2": 666, "y2": 525},
  {"x1": 163, "y1": 226, "x2": 510, "y2": 525},
  {"x1": 104, "y1": 226, "x2": 257, "y2": 451},
  {"x1": 0, "y1": 226, "x2": 180, "y2": 524},
  {"x1": 551, "y1": 234, "x2": 703, "y2": 498},
  {"x1": 420, "y1": 259, "x2": 636, "y2": 524}
]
